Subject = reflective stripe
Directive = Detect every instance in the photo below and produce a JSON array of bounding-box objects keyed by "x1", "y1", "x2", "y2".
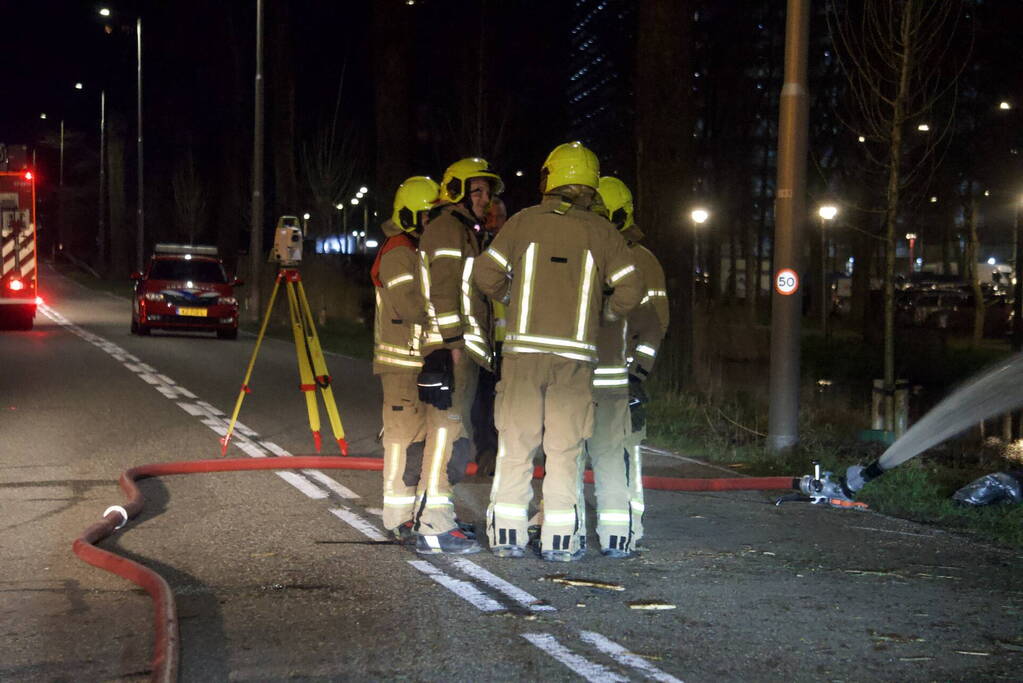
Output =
[
  {"x1": 594, "y1": 367, "x2": 627, "y2": 375},
  {"x1": 433, "y1": 248, "x2": 462, "y2": 259},
  {"x1": 636, "y1": 344, "x2": 657, "y2": 358},
  {"x1": 374, "y1": 354, "x2": 422, "y2": 369},
  {"x1": 505, "y1": 345, "x2": 593, "y2": 363},
  {"x1": 544, "y1": 510, "x2": 577, "y2": 525},
  {"x1": 436, "y1": 312, "x2": 461, "y2": 327},
  {"x1": 428, "y1": 427, "x2": 447, "y2": 495},
  {"x1": 493, "y1": 503, "x2": 529, "y2": 518},
  {"x1": 385, "y1": 273, "x2": 415, "y2": 289},
  {"x1": 377, "y1": 342, "x2": 417, "y2": 355},
  {"x1": 384, "y1": 443, "x2": 402, "y2": 493},
  {"x1": 647, "y1": 289, "x2": 667, "y2": 297},
  {"x1": 505, "y1": 333, "x2": 596, "y2": 351},
  {"x1": 630, "y1": 500, "x2": 646, "y2": 513},
  {"x1": 486, "y1": 248, "x2": 510, "y2": 270},
  {"x1": 640, "y1": 295, "x2": 650, "y2": 305},
  {"x1": 517, "y1": 243, "x2": 537, "y2": 334},
  {"x1": 426, "y1": 497, "x2": 453, "y2": 508},
  {"x1": 593, "y1": 377, "x2": 629, "y2": 387},
  {"x1": 384, "y1": 495, "x2": 417, "y2": 506},
  {"x1": 609, "y1": 264, "x2": 636, "y2": 284},
  {"x1": 598, "y1": 511, "x2": 631, "y2": 523},
  {"x1": 575, "y1": 250, "x2": 595, "y2": 341}
]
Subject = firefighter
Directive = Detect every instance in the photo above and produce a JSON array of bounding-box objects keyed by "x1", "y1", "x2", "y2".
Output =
[
  {"x1": 586, "y1": 176, "x2": 669, "y2": 558},
  {"x1": 371, "y1": 176, "x2": 437, "y2": 544},
  {"x1": 474, "y1": 142, "x2": 644, "y2": 561},
  {"x1": 414, "y1": 158, "x2": 502, "y2": 554}
]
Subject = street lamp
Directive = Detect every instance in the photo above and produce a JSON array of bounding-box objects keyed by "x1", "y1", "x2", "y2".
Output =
[
  {"x1": 906, "y1": 233, "x2": 918, "y2": 273},
  {"x1": 818, "y1": 205, "x2": 838, "y2": 338},
  {"x1": 690, "y1": 208, "x2": 709, "y2": 301},
  {"x1": 99, "y1": 7, "x2": 144, "y2": 269}
]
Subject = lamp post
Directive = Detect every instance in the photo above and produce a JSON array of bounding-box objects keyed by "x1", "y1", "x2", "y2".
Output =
[
  {"x1": 1014, "y1": 197, "x2": 1023, "y2": 352},
  {"x1": 905, "y1": 232, "x2": 917, "y2": 274},
  {"x1": 690, "y1": 208, "x2": 709, "y2": 303},
  {"x1": 818, "y1": 204, "x2": 838, "y2": 338}
]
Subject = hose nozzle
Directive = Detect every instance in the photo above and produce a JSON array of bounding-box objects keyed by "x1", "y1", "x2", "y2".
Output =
[{"x1": 788, "y1": 461, "x2": 869, "y2": 509}]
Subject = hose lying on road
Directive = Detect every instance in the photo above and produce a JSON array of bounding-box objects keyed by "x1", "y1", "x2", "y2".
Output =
[{"x1": 72, "y1": 456, "x2": 797, "y2": 683}]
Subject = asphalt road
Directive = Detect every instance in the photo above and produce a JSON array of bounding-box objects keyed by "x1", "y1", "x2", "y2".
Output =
[{"x1": 2, "y1": 265, "x2": 1022, "y2": 681}]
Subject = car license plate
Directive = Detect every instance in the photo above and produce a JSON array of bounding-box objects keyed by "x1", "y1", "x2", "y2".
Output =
[{"x1": 178, "y1": 307, "x2": 207, "y2": 317}]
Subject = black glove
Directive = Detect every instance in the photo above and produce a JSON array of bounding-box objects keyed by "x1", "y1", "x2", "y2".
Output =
[
  {"x1": 628, "y1": 374, "x2": 648, "y2": 432},
  {"x1": 418, "y1": 349, "x2": 454, "y2": 409}
]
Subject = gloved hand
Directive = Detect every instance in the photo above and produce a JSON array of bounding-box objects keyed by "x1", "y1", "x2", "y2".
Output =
[
  {"x1": 628, "y1": 374, "x2": 648, "y2": 432},
  {"x1": 418, "y1": 349, "x2": 454, "y2": 409}
]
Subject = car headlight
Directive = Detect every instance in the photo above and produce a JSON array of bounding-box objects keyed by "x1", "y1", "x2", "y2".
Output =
[
  {"x1": 218, "y1": 296, "x2": 238, "y2": 306},
  {"x1": 144, "y1": 292, "x2": 165, "y2": 302}
]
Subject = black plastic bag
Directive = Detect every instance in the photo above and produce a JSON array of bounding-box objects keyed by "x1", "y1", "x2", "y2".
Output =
[{"x1": 952, "y1": 472, "x2": 1023, "y2": 506}]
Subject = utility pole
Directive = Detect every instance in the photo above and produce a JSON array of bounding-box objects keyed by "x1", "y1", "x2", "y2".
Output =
[
  {"x1": 98, "y1": 90, "x2": 106, "y2": 272},
  {"x1": 248, "y1": 0, "x2": 265, "y2": 322},
  {"x1": 767, "y1": 0, "x2": 810, "y2": 452},
  {"x1": 136, "y1": 17, "x2": 144, "y2": 270}
]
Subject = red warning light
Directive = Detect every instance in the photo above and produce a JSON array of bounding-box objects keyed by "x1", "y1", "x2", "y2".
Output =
[
  {"x1": 7, "y1": 278, "x2": 25, "y2": 291},
  {"x1": 24, "y1": 171, "x2": 33, "y2": 181}
]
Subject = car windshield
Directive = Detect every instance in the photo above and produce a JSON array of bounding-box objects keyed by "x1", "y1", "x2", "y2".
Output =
[{"x1": 149, "y1": 259, "x2": 227, "y2": 283}]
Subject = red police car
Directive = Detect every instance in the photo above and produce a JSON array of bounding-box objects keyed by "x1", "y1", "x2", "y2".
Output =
[{"x1": 131, "y1": 244, "x2": 242, "y2": 339}]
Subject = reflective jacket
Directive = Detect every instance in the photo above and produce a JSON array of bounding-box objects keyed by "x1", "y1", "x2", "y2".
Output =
[
  {"x1": 371, "y1": 220, "x2": 428, "y2": 375},
  {"x1": 624, "y1": 226, "x2": 669, "y2": 378},
  {"x1": 592, "y1": 226, "x2": 670, "y2": 392},
  {"x1": 474, "y1": 195, "x2": 643, "y2": 364},
  {"x1": 418, "y1": 203, "x2": 492, "y2": 370}
]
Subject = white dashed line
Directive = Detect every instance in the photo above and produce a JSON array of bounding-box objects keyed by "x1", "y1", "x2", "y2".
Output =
[
  {"x1": 521, "y1": 633, "x2": 628, "y2": 683},
  {"x1": 276, "y1": 472, "x2": 328, "y2": 499},
  {"x1": 304, "y1": 470, "x2": 361, "y2": 499},
  {"x1": 446, "y1": 557, "x2": 556, "y2": 612},
  {"x1": 330, "y1": 508, "x2": 388, "y2": 541},
  {"x1": 408, "y1": 561, "x2": 505, "y2": 612},
  {"x1": 580, "y1": 631, "x2": 684, "y2": 682}
]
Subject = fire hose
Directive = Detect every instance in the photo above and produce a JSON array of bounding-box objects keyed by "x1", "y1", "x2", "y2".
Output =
[{"x1": 72, "y1": 456, "x2": 804, "y2": 682}]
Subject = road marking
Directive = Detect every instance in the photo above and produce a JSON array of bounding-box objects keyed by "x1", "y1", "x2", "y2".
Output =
[
  {"x1": 276, "y1": 472, "x2": 328, "y2": 499},
  {"x1": 304, "y1": 470, "x2": 360, "y2": 499},
  {"x1": 330, "y1": 508, "x2": 388, "y2": 541},
  {"x1": 446, "y1": 557, "x2": 556, "y2": 612},
  {"x1": 580, "y1": 631, "x2": 684, "y2": 682},
  {"x1": 409, "y1": 561, "x2": 505, "y2": 612},
  {"x1": 521, "y1": 633, "x2": 628, "y2": 682}
]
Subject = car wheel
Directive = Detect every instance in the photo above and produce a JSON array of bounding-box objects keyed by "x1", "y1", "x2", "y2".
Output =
[
  {"x1": 217, "y1": 328, "x2": 238, "y2": 340},
  {"x1": 138, "y1": 322, "x2": 151, "y2": 336}
]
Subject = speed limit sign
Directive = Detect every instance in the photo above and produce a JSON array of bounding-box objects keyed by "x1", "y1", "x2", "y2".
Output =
[{"x1": 775, "y1": 268, "x2": 799, "y2": 295}]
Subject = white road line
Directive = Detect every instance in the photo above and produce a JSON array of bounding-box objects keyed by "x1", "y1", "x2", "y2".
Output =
[
  {"x1": 304, "y1": 470, "x2": 360, "y2": 499},
  {"x1": 580, "y1": 631, "x2": 684, "y2": 683},
  {"x1": 446, "y1": 558, "x2": 556, "y2": 612},
  {"x1": 408, "y1": 561, "x2": 505, "y2": 612},
  {"x1": 330, "y1": 508, "x2": 388, "y2": 541},
  {"x1": 277, "y1": 472, "x2": 328, "y2": 499},
  {"x1": 521, "y1": 633, "x2": 628, "y2": 683}
]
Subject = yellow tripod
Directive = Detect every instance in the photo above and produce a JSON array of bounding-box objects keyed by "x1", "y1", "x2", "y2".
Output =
[{"x1": 221, "y1": 268, "x2": 348, "y2": 456}]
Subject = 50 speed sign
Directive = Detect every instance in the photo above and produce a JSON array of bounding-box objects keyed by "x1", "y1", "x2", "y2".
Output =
[{"x1": 775, "y1": 268, "x2": 799, "y2": 295}]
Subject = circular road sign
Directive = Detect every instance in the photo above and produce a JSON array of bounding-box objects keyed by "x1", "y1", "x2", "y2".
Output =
[{"x1": 775, "y1": 268, "x2": 799, "y2": 295}]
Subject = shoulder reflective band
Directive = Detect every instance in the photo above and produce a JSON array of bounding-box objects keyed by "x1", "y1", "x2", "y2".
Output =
[
  {"x1": 386, "y1": 273, "x2": 414, "y2": 288},
  {"x1": 609, "y1": 264, "x2": 636, "y2": 284},
  {"x1": 575, "y1": 250, "x2": 595, "y2": 341},
  {"x1": 486, "y1": 248, "x2": 509, "y2": 270},
  {"x1": 636, "y1": 344, "x2": 657, "y2": 359},
  {"x1": 517, "y1": 243, "x2": 538, "y2": 334}
]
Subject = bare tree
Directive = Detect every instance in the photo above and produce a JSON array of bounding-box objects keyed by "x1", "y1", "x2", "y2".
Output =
[
  {"x1": 172, "y1": 145, "x2": 207, "y2": 244},
  {"x1": 829, "y1": 0, "x2": 967, "y2": 429},
  {"x1": 299, "y1": 66, "x2": 361, "y2": 239}
]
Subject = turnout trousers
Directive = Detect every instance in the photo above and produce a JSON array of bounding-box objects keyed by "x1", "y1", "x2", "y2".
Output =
[
  {"x1": 379, "y1": 372, "x2": 427, "y2": 531},
  {"x1": 416, "y1": 351, "x2": 478, "y2": 534},
  {"x1": 488, "y1": 355, "x2": 594, "y2": 554},
  {"x1": 585, "y1": 391, "x2": 644, "y2": 552}
]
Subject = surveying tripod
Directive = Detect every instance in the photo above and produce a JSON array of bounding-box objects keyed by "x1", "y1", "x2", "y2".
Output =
[{"x1": 220, "y1": 268, "x2": 348, "y2": 456}]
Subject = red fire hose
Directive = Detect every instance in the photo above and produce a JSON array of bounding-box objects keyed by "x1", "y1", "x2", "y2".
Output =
[{"x1": 72, "y1": 456, "x2": 796, "y2": 682}]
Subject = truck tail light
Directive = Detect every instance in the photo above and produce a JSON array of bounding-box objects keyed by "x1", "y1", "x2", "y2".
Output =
[{"x1": 7, "y1": 278, "x2": 25, "y2": 291}]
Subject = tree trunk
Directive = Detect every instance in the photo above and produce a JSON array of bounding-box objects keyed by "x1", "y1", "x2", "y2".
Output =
[
  {"x1": 107, "y1": 113, "x2": 131, "y2": 276},
  {"x1": 967, "y1": 195, "x2": 986, "y2": 345},
  {"x1": 372, "y1": 2, "x2": 412, "y2": 201},
  {"x1": 635, "y1": 0, "x2": 696, "y2": 389}
]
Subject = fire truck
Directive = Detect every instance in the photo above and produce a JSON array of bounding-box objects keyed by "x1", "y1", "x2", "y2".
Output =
[{"x1": 1, "y1": 144, "x2": 38, "y2": 330}]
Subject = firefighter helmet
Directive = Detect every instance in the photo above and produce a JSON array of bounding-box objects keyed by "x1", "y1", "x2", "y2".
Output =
[
  {"x1": 439, "y1": 158, "x2": 504, "y2": 203},
  {"x1": 596, "y1": 176, "x2": 634, "y2": 231},
  {"x1": 392, "y1": 176, "x2": 440, "y2": 233},
  {"x1": 540, "y1": 141, "x2": 600, "y2": 193}
]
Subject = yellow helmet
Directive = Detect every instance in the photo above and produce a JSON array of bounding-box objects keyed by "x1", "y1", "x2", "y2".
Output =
[
  {"x1": 439, "y1": 158, "x2": 504, "y2": 203},
  {"x1": 596, "y1": 176, "x2": 634, "y2": 231},
  {"x1": 540, "y1": 141, "x2": 600, "y2": 193},
  {"x1": 392, "y1": 176, "x2": 440, "y2": 233}
]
